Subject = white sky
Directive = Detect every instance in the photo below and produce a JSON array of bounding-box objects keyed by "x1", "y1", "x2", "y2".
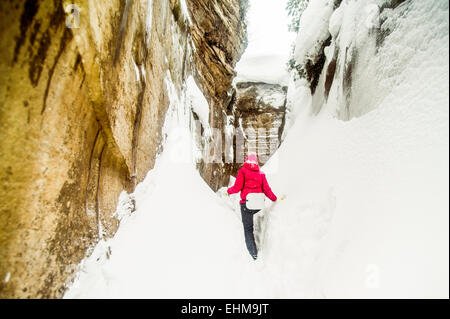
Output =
[{"x1": 235, "y1": 0, "x2": 297, "y2": 85}]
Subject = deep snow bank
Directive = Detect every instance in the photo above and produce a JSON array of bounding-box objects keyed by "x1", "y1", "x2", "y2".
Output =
[{"x1": 263, "y1": 0, "x2": 449, "y2": 298}]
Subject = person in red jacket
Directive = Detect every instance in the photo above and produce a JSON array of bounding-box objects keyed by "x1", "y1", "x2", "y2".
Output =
[{"x1": 227, "y1": 153, "x2": 277, "y2": 260}]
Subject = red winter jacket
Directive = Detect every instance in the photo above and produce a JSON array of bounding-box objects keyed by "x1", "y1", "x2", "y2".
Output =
[{"x1": 227, "y1": 155, "x2": 277, "y2": 204}]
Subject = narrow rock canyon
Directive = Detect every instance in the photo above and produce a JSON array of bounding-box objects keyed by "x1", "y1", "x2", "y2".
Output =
[{"x1": 0, "y1": 0, "x2": 286, "y2": 298}]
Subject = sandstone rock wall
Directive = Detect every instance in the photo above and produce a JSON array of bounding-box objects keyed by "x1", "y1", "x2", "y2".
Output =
[{"x1": 0, "y1": 0, "x2": 246, "y2": 298}]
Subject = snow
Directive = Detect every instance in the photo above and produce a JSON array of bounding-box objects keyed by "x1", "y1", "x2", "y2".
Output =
[
  {"x1": 64, "y1": 141, "x2": 251, "y2": 298},
  {"x1": 140, "y1": 65, "x2": 146, "y2": 82},
  {"x1": 264, "y1": 89, "x2": 449, "y2": 297},
  {"x1": 329, "y1": 4, "x2": 344, "y2": 39},
  {"x1": 261, "y1": 87, "x2": 286, "y2": 109},
  {"x1": 4, "y1": 272, "x2": 10, "y2": 283},
  {"x1": 235, "y1": 55, "x2": 291, "y2": 86},
  {"x1": 235, "y1": 0, "x2": 296, "y2": 86},
  {"x1": 65, "y1": 0, "x2": 448, "y2": 299},
  {"x1": 293, "y1": 0, "x2": 335, "y2": 66},
  {"x1": 264, "y1": 0, "x2": 449, "y2": 298},
  {"x1": 132, "y1": 58, "x2": 140, "y2": 83},
  {"x1": 283, "y1": 77, "x2": 311, "y2": 139},
  {"x1": 179, "y1": 0, "x2": 192, "y2": 26},
  {"x1": 112, "y1": 191, "x2": 135, "y2": 222},
  {"x1": 186, "y1": 75, "x2": 210, "y2": 129}
]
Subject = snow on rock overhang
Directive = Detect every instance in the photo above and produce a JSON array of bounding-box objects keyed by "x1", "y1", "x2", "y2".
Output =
[{"x1": 294, "y1": 0, "x2": 335, "y2": 66}]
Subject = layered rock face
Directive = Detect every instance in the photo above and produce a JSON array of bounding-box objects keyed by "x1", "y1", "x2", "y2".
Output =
[
  {"x1": 191, "y1": 79, "x2": 287, "y2": 189},
  {"x1": 230, "y1": 82, "x2": 287, "y2": 175},
  {"x1": 0, "y1": 0, "x2": 246, "y2": 298}
]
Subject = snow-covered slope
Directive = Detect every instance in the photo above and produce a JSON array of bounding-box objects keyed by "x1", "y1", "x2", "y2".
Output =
[
  {"x1": 64, "y1": 76, "x2": 264, "y2": 298},
  {"x1": 64, "y1": 133, "x2": 257, "y2": 298},
  {"x1": 264, "y1": 0, "x2": 449, "y2": 298}
]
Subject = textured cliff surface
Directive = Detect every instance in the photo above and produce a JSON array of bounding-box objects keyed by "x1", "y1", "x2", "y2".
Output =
[
  {"x1": 0, "y1": 0, "x2": 246, "y2": 298},
  {"x1": 230, "y1": 82, "x2": 287, "y2": 176}
]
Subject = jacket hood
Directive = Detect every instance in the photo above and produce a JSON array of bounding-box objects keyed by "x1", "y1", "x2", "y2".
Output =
[{"x1": 244, "y1": 154, "x2": 260, "y2": 171}]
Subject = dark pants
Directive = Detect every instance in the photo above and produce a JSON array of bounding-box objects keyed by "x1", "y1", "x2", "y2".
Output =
[{"x1": 240, "y1": 203, "x2": 261, "y2": 258}]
